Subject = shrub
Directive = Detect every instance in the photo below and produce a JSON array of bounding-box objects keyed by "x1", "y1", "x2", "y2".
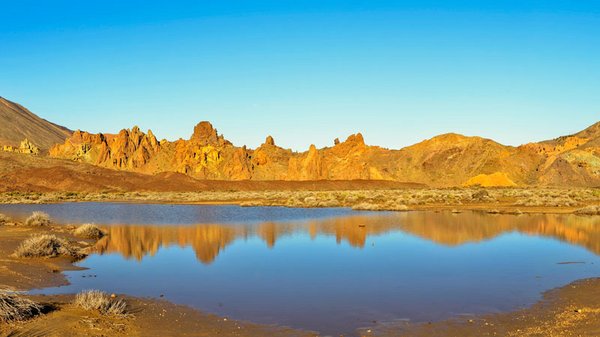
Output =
[
  {"x1": 352, "y1": 202, "x2": 379, "y2": 211},
  {"x1": 24, "y1": 212, "x2": 51, "y2": 226},
  {"x1": 73, "y1": 224, "x2": 105, "y2": 239},
  {"x1": 0, "y1": 214, "x2": 10, "y2": 225},
  {"x1": 574, "y1": 205, "x2": 600, "y2": 216},
  {"x1": 239, "y1": 201, "x2": 264, "y2": 207},
  {"x1": 471, "y1": 190, "x2": 492, "y2": 202},
  {"x1": 14, "y1": 234, "x2": 84, "y2": 259},
  {"x1": 74, "y1": 290, "x2": 128, "y2": 317},
  {"x1": 316, "y1": 199, "x2": 340, "y2": 208},
  {"x1": 0, "y1": 289, "x2": 42, "y2": 323}
]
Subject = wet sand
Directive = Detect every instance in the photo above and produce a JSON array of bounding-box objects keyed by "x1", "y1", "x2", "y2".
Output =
[
  {"x1": 1, "y1": 215, "x2": 600, "y2": 336},
  {"x1": 371, "y1": 278, "x2": 600, "y2": 337},
  {"x1": 3, "y1": 294, "x2": 315, "y2": 337}
]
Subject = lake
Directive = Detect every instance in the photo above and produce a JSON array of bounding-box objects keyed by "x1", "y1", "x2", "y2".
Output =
[{"x1": 1, "y1": 203, "x2": 599, "y2": 336}]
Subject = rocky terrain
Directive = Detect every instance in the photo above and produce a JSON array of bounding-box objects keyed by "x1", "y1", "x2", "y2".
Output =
[
  {"x1": 50, "y1": 120, "x2": 600, "y2": 187},
  {"x1": 1, "y1": 96, "x2": 599, "y2": 187},
  {"x1": 0, "y1": 97, "x2": 71, "y2": 151}
]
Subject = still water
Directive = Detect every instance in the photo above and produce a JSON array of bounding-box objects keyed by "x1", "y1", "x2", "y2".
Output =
[{"x1": 1, "y1": 203, "x2": 600, "y2": 335}]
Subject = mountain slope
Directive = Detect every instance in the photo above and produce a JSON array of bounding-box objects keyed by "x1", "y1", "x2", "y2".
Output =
[
  {"x1": 533, "y1": 122, "x2": 600, "y2": 186},
  {"x1": 0, "y1": 97, "x2": 71, "y2": 151},
  {"x1": 0, "y1": 96, "x2": 594, "y2": 187},
  {"x1": 48, "y1": 120, "x2": 599, "y2": 187}
]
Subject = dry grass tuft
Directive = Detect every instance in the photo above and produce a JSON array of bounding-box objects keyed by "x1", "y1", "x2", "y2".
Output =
[
  {"x1": 74, "y1": 224, "x2": 105, "y2": 239},
  {"x1": 74, "y1": 290, "x2": 128, "y2": 317},
  {"x1": 24, "y1": 211, "x2": 51, "y2": 226},
  {"x1": 351, "y1": 202, "x2": 380, "y2": 211},
  {"x1": 0, "y1": 213, "x2": 10, "y2": 225},
  {"x1": 0, "y1": 289, "x2": 42, "y2": 323},
  {"x1": 14, "y1": 234, "x2": 84, "y2": 259},
  {"x1": 574, "y1": 205, "x2": 600, "y2": 216},
  {"x1": 352, "y1": 202, "x2": 408, "y2": 212}
]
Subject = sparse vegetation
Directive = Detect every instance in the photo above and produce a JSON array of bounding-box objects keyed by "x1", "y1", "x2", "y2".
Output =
[
  {"x1": 0, "y1": 213, "x2": 10, "y2": 225},
  {"x1": 74, "y1": 224, "x2": 105, "y2": 239},
  {"x1": 24, "y1": 211, "x2": 51, "y2": 226},
  {"x1": 352, "y1": 202, "x2": 409, "y2": 211},
  {"x1": 0, "y1": 289, "x2": 42, "y2": 323},
  {"x1": 0, "y1": 189, "x2": 599, "y2": 213},
  {"x1": 574, "y1": 205, "x2": 600, "y2": 216},
  {"x1": 14, "y1": 234, "x2": 84, "y2": 259},
  {"x1": 74, "y1": 290, "x2": 128, "y2": 317}
]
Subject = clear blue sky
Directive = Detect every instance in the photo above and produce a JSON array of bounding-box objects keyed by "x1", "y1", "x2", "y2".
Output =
[{"x1": 1, "y1": 1, "x2": 599, "y2": 150}]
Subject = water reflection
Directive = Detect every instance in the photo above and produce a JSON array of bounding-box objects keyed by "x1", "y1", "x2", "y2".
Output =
[
  {"x1": 93, "y1": 212, "x2": 600, "y2": 264},
  {"x1": 31, "y1": 209, "x2": 600, "y2": 336}
]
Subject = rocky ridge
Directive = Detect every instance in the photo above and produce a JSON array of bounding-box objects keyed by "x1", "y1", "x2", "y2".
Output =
[
  {"x1": 0, "y1": 97, "x2": 71, "y2": 151},
  {"x1": 49, "y1": 120, "x2": 600, "y2": 187}
]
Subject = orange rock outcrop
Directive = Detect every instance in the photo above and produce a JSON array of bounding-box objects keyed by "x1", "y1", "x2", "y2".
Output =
[{"x1": 49, "y1": 121, "x2": 600, "y2": 187}]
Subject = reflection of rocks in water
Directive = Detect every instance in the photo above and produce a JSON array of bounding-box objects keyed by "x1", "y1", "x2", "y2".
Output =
[
  {"x1": 397, "y1": 212, "x2": 600, "y2": 255},
  {"x1": 92, "y1": 213, "x2": 600, "y2": 264},
  {"x1": 257, "y1": 222, "x2": 297, "y2": 248},
  {"x1": 94, "y1": 225, "x2": 239, "y2": 264}
]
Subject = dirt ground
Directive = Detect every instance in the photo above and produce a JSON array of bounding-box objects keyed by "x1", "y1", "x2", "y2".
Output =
[
  {"x1": 370, "y1": 278, "x2": 600, "y2": 337},
  {"x1": 0, "y1": 151, "x2": 423, "y2": 193},
  {"x1": 3, "y1": 294, "x2": 316, "y2": 337}
]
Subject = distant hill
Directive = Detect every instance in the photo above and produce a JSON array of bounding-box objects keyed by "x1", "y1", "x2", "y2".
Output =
[
  {"x1": 0, "y1": 97, "x2": 71, "y2": 151},
  {"x1": 49, "y1": 120, "x2": 600, "y2": 187},
  {"x1": 3, "y1": 96, "x2": 599, "y2": 187}
]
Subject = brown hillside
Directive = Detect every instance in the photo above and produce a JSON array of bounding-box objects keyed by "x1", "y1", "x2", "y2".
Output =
[
  {"x1": 48, "y1": 119, "x2": 600, "y2": 187},
  {"x1": 0, "y1": 151, "x2": 421, "y2": 192},
  {"x1": 0, "y1": 97, "x2": 71, "y2": 151},
  {"x1": 520, "y1": 122, "x2": 600, "y2": 187},
  {"x1": 0, "y1": 96, "x2": 591, "y2": 187}
]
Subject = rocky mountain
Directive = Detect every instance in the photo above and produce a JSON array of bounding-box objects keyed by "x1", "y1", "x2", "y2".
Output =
[
  {"x1": 2, "y1": 95, "x2": 598, "y2": 187},
  {"x1": 49, "y1": 117, "x2": 600, "y2": 187},
  {"x1": 0, "y1": 97, "x2": 71, "y2": 151},
  {"x1": 527, "y1": 122, "x2": 600, "y2": 186}
]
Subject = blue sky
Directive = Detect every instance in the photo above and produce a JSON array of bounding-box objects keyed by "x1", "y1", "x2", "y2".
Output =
[{"x1": 1, "y1": 1, "x2": 599, "y2": 150}]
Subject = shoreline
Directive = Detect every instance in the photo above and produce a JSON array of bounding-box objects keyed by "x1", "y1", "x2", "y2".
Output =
[
  {"x1": 1, "y1": 207, "x2": 599, "y2": 336},
  {"x1": 0, "y1": 222, "x2": 315, "y2": 337},
  {"x1": 1, "y1": 188, "x2": 599, "y2": 216}
]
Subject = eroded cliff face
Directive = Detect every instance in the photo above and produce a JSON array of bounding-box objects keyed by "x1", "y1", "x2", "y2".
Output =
[
  {"x1": 49, "y1": 120, "x2": 600, "y2": 187},
  {"x1": 49, "y1": 126, "x2": 160, "y2": 171},
  {"x1": 50, "y1": 122, "x2": 392, "y2": 182}
]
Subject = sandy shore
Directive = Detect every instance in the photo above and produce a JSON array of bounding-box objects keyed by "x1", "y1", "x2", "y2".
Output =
[{"x1": 1, "y1": 211, "x2": 599, "y2": 336}]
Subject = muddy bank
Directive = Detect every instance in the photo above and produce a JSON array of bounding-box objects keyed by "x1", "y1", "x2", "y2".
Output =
[
  {"x1": 2, "y1": 294, "x2": 314, "y2": 337},
  {"x1": 372, "y1": 277, "x2": 600, "y2": 337},
  {"x1": 0, "y1": 224, "x2": 84, "y2": 291}
]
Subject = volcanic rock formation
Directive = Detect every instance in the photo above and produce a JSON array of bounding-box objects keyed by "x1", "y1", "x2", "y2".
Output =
[
  {"x1": 0, "y1": 96, "x2": 595, "y2": 187},
  {"x1": 48, "y1": 119, "x2": 600, "y2": 187}
]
